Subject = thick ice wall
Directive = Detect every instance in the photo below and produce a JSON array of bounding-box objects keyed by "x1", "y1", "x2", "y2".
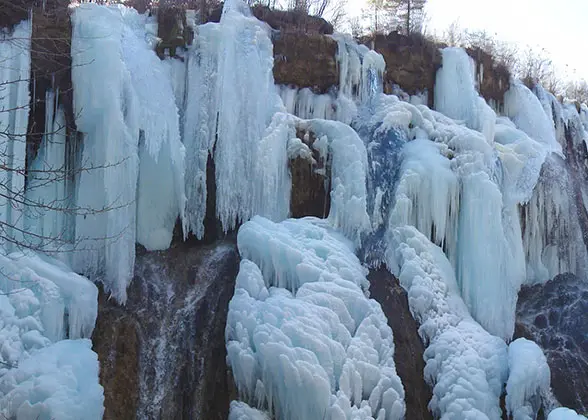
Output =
[
  {"x1": 119, "y1": 8, "x2": 188, "y2": 251},
  {"x1": 0, "y1": 21, "x2": 31, "y2": 251},
  {"x1": 435, "y1": 48, "x2": 496, "y2": 144},
  {"x1": 548, "y1": 408, "x2": 588, "y2": 420},
  {"x1": 506, "y1": 338, "x2": 551, "y2": 420},
  {"x1": 227, "y1": 216, "x2": 405, "y2": 420},
  {"x1": 387, "y1": 226, "x2": 508, "y2": 420},
  {"x1": 371, "y1": 93, "x2": 525, "y2": 339}
]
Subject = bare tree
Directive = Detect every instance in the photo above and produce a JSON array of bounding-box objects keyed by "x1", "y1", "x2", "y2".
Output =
[{"x1": 566, "y1": 80, "x2": 588, "y2": 105}]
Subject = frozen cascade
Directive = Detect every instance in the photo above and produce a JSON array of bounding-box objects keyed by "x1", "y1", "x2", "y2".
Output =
[
  {"x1": 386, "y1": 226, "x2": 508, "y2": 420},
  {"x1": 70, "y1": 4, "x2": 141, "y2": 303},
  {"x1": 181, "y1": 0, "x2": 294, "y2": 236},
  {"x1": 0, "y1": 21, "x2": 31, "y2": 251},
  {"x1": 214, "y1": 0, "x2": 291, "y2": 232},
  {"x1": 181, "y1": 22, "x2": 222, "y2": 239},
  {"x1": 121, "y1": 9, "x2": 188, "y2": 251},
  {"x1": 227, "y1": 216, "x2": 406, "y2": 420}
]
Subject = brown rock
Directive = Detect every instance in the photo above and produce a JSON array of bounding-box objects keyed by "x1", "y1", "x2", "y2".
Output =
[
  {"x1": 465, "y1": 47, "x2": 510, "y2": 109},
  {"x1": 93, "y1": 240, "x2": 240, "y2": 419},
  {"x1": 273, "y1": 32, "x2": 339, "y2": 94},
  {"x1": 289, "y1": 128, "x2": 331, "y2": 218},
  {"x1": 367, "y1": 268, "x2": 433, "y2": 420}
]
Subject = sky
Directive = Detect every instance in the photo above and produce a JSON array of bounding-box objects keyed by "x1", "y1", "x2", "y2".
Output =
[{"x1": 345, "y1": 0, "x2": 588, "y2": 81}]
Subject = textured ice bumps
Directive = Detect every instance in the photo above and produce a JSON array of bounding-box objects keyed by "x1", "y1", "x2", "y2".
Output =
[
  {"x1": 0, "y1": 252, "x2": 103, "y2": 420},
  {"x1": 226, "y1": 216, "x2": 405, "y2": 420}
]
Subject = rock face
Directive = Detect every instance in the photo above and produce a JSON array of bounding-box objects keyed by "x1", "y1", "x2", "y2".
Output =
[
  {"x1": 273, "y1": 32, "x2": 339, "y2": 94},
  {"x1": 365, "y1": 32, "x2": 442, "y2": 107},
  {"x1": 466, "y1": 47, "x2": 510, "y2": 109},
  {"x1": 367, "y1": 268, "x2": 433, "y2": 420},
  {"x1": 515, "y1": 273, "x2": 588, "y2": 413},
  {"x1": 289, "y1": 128, "x2": 331, "y2": 218},
  {"x1": 93, "y1": 239, "x2": 240, "y2": 420}
]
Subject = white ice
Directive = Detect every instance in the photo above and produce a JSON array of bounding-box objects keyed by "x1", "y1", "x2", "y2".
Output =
[
  {"x1": 70, "y1": 4, "x2": 140, "y2": 303},
  {"x1": 506, "y1": 338, "x2": 551, "y2": 420},
  {"x1": 227, "y1": 216, "x2": 405, "y2": 420},
  {"x1": 548, "y1": 408, "x2": 588, "y2": 420},
  {"x1": 387, "y1": 225, "x2": 508, "y2": 420}
]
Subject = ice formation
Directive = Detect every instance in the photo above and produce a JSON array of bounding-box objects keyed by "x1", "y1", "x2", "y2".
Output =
[
  {"x1": 0, "y1": 252, "x2": 103, "y2": 419},
  {"x1": 70, "y1": 4, "x2": 141, "y2": 302},
  {"x1": 0, "y1": 21, "x2": 31, "y2": 251},
  {"x1": 229, "y1": 401, "x2": 270, "y2": 420},
  {"x1": 548, "y1": 408, "x2": 588, "y2": 420},
  {"x1": 506, "y1": 338, "x2": 551, "y2": 420},
  {"x1": 227, "y1": 216, "x2": 405, "y2": 420},
  {"x1": 387, "y1": 225, "x2": 508, "y2": 419}
]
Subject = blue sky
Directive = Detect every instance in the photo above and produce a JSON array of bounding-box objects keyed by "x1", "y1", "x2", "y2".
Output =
[{"x1": 346, "y1": 0, "x2": 588, "y2": 81}]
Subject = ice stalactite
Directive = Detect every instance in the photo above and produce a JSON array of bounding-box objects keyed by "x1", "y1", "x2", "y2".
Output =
[
  {"x1": 120, "y1": 9, "x2": 188, "y2": 251},
  {"x1": 24, "y1": 90, "x2": 72, "y2": 254},
  {"x1": 227, "y1": 216, "x2": 406, "y2": 420},
  {"x1": 71, "y1": 4, "x2": 140, "y2": 303},
  {"x1": 0, "y1": 21, "x2": 31, "y2": 251}
]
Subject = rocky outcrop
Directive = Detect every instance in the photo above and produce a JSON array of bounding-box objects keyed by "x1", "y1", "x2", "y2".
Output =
[
  {"x1": 273, "y1": 32, "x2": 339, "y2": 94},
  {"x1": 289, "y1": 127, "x2": 331, "y2": 218},
  {"x1": 93, "y1": 240, "x2": 240, "y2": 419},
  {"x1": 515, "y1": 273, "x2": 588, "y2": 413},
  {"x1": 364, "y1": 32, "x2": 442, "y2": 108},
  {"x1": 368, "y1": 268, "x2": 433, "y2": 420},
  {"x1": 466, "y1": 47, "x2": 510, "y2": 109}
]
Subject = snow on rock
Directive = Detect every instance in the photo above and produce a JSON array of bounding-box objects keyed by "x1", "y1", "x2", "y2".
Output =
[
  {"x1": 387, "y1": 225, "x2": 508, "y2": 420},
  {"x1": 506, "y1": 338, "x2": 551, "y2": 420},
  {"x1": 296, "y1": 119, "x2": 371, "y2": 245},
  {"x1": 227, "y1": 216, "x2": 405, "y2": 420},
  {"x1": 0, "y1": 20, "x2": 31, "y2": 251},
  {"x1": 71, "y1": 4, "x2": 140, "y2": 303},
  {"x1": 0, "y1": 251, "x2": 102, "y2": 420},
  {"x1": 0, "y1": 339, "x2": 104, "y2": 420}
]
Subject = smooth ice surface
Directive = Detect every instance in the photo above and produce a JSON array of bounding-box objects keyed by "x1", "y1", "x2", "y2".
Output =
[
  {"x1": 0, "y1": 21, "x2": 31, "y2": 251},
  {"x1": 71, "y1": 4, "x2": 140, "y2": 302},
  {"x1": 506, "y1": 338, "x2": 551, "y2": 420},
  {"x1": 0, "y1": 339, "x2": 104, "y2": 420},
  {"x1": 387, "y1": 225, "x2": 508, "y2": 420},
  {"x1": 227, "y1": 216, "x2": 405, "y2": 420}
]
